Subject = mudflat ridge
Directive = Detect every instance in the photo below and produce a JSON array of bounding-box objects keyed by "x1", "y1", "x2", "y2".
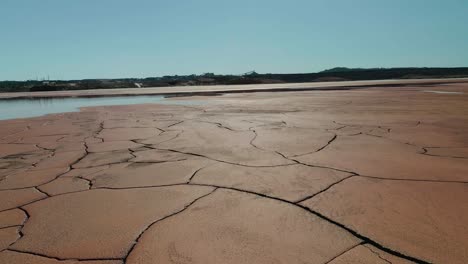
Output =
[{"x1": 0, "y1": 82, "x2": 467, "y2": 263}]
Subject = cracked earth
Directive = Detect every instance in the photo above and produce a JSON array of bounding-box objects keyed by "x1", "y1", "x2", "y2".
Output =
[{"x1": 0, "y1": 83, "x2": 467, "y2": 263}]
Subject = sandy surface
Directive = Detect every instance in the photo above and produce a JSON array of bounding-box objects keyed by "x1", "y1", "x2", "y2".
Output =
[{"x1": 0, "y1": 82, "x2": 467, "y2": 263}]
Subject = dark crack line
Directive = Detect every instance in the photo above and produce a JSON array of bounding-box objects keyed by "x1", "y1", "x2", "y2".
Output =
[
  {"x1": 8, "y1": 207, "x2": 30, "y2": 249},
  {"x1": 247, "y1": 128, "x2": 302, "y2": 163},
  {"x1": 357, "y1": 174, "x2": 468, "y2": 184},
  {"x1": 423, "y1": 146, "x2": 468, "y2": 149},
  {"x1": 364, "y1": 132, "x2": 422, "y2": 148},
  {"x1": 187, "y1": 164, "x2": 214, "y2": 184},
  {"x1": 6, "y1": 183, "x2": 206, "y2": 204},
  {"x1": 0, "y1": 186, "x2": 39, "y2": 191},
  {"x1": 323, "y1": 241, "x2": 365, "y2": 264},
  {"x1": 5, "y1": 227, "x2": 22, "y2": 253},
  {"x1": 103, "y1": 126, "x2": 163, "y2": 130},
  {"x1": 154, "y1": 130, "x2": 184, "y2": 146},
  {"x1": 76, "y1": 176, "x2": 93, "y2": 189},
  {"x1": 275, "y1": 150, "x2": 360, "y2": 175},
  {"x1": 94, "y1": 183, "x2": 188, "y2": 191},
  {"x1": 72, "y1": 157, "x2": 135, "y2": 169},
  {"x1": 77, "y1": 165, "x2": 111, "y2": 181},
  {"x1": 126, "y1": 159, "x2": 190, "y2": 168},
  {"x1": 166, "y1": 120, "x2": 184, "y2": 128},
  {"x1": 294, "y1": 175, "x2": 355, "y2": 203},
  {"x1": 34, "y1": 143, "x2": 53, "y2": 152},
  {"x1": 290, "y1": 134, "x2": 338, "y2": 158},
  {"x1": 0, "y1": 195, "x2": 47, "y2": 214},
  {"x1": 128, "y1": 148, "x2": 137, "y2": 159},
  {"x1": 6, "y1": 248, "x2": 122, "y2": 262},
  {"x1": 94, "y1": 121, "x2": 105, "y2": 142},
  {"x1": 72, "y1": 160, "x2": 132, "y2": 170},
  {"x1": 155, "y1": 126, "x2": 166, "y2": 133},
  {"x1": 364, "y1": 244, "x2": 393, "y2": 264},
  {"x1": 132, "y1": 130, "x2": 184, "y2": 147},
  {"x1": 153, "y1": 147, "x2": 296, "y2": 168},
  {"x1": 0, "y1": 225, "x2": 22, "y2": 230},
  {"x1": 190, "y1": 119, "x2": 239, "y2": 132},
  {"x1": 34, "y1": 186, "x2": 51, "y2": 197},
  {"x1": 129, "y1": 146, "x2": 153, "y2": 153},
  {"x1": 211, "y1": 122, "x2": 236, "y2": 131},
  {"x1": 420, "y1": 147, "x2": 468, "y2": 159},
  {"x1": 248, "y1": 128, "x2": 264, "y2": 151},
  {"x1": 333, "y1": 120, "x2": 350, "y2": 127},
  {"x1": 122, "y1": 187, "x2": 218, "y2": 263},
  {"x1": 54, "y1": 136, "x2": 71, "y2": 143}
]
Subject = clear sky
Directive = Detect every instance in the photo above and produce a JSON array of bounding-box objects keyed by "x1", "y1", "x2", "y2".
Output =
[{"x1": 1, "y1": 0, "x2": 467, "y2": 80}]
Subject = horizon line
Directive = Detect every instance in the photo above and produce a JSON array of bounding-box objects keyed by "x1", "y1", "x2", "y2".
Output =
[{"x1": 2, "y1": 66, "x2": 468, "y2": 82}]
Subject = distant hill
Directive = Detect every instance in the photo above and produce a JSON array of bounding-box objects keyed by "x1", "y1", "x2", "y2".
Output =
[
  {"x1": 1, "y1": 67, "x2": 468, "y2": 92},
  {"x1": 320, "y1": 67, "x2": 371, "y2": 73},
  {"x1": 258, "y1": 67, "x2": 468, "y2": 83}
]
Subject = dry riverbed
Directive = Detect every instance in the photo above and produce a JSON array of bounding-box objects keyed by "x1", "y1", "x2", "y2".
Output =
[{"x1": 0, "y1": 82, "x2": 467, "y2": 263}]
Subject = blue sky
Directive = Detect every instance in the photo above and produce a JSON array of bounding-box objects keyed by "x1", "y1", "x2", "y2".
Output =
[{"x1": 1, "y1": 0, "x2": 467, "y2": 80}]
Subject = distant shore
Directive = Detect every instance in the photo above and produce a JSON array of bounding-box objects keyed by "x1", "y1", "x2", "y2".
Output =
[{"x1": 1, "y1": 78, "x2": 468, "y2": 100}]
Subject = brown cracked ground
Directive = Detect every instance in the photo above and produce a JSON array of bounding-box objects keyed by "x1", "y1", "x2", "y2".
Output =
[{"x1": 1, "y1": 82, "x2": 468, "y2": 263}]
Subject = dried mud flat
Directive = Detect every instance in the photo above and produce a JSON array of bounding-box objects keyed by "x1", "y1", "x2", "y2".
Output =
[{"x1": 0, "y1": 83, "x2": 467, "y2": 264}]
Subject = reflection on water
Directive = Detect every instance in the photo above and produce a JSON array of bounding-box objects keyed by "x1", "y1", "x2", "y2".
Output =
[
  {"x1": 0, "y1": 95, "x2": 199, "y2": 120},
  {"x1": 423, "y1": 90, "x2": 463, "y2": 94}
]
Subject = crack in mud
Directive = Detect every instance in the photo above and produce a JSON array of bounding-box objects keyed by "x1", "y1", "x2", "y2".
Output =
[
  {"x1": 290, "y1": 133, "x2": 338, "y2": 158},
  {"x1": 166, "y1": 120, "x2": 184, "y2": 128},
  {"x1": 358, "y1": 174, "x2": 468, "y2": 184},
  {"x1": 196, "y1": 120, "x2": 237, "y2": 131},
  {"x1": 420, "y1": 147, "x2": 468, "y2": 159},
  {"x1": 323, "y1": 242, "x2": 365, "y2": 264},
  {"x1": 122, "y1": 187, "x2": 218, "y2": 263},
  {"x1": 7, "y1": 207, "x2": 30, "y2": 249},
  {"x1": 153, "y1": 146, "x2": 296, "y2": 168},
  {"x1": 33, "y1": 187, "x2": 50, "y2": 197},
  {"x1": 187, "y1": 164, "x2": 214, "y2": 184},
  {"x1": 294, "y1": 175, "x2": 355, "y2": 203},
  {"x1": 364, "y1": 244, "x2": 393, "y2": 264},
  {"x1": 6, "y1": 248, "x2": 122, "y2": 262}
]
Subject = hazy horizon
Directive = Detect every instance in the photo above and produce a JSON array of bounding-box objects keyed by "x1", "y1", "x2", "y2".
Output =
[
  {"x1": 3, "y1": 66, "x2": 468, "y2": 82},
  {"x1": 1, "y1": 0, "x2": 467, "y2": 81}
]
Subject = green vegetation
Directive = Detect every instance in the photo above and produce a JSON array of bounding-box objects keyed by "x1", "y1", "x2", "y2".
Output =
[{"x1": 1, "y1": 67, "x2": 468, "y2": 93}]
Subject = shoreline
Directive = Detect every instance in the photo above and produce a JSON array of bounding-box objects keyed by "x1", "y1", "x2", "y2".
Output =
[{"x1": 1, "y1": 77, "x2": 468, "y2": 100}]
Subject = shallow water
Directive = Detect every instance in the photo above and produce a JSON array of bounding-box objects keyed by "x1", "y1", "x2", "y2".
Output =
[
  {"x1": 0, "y1": 95, "x2": 199, "y2": 120},
  {"x1": 423, "y1": 90, "x2": 463, "y2": 94}
]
